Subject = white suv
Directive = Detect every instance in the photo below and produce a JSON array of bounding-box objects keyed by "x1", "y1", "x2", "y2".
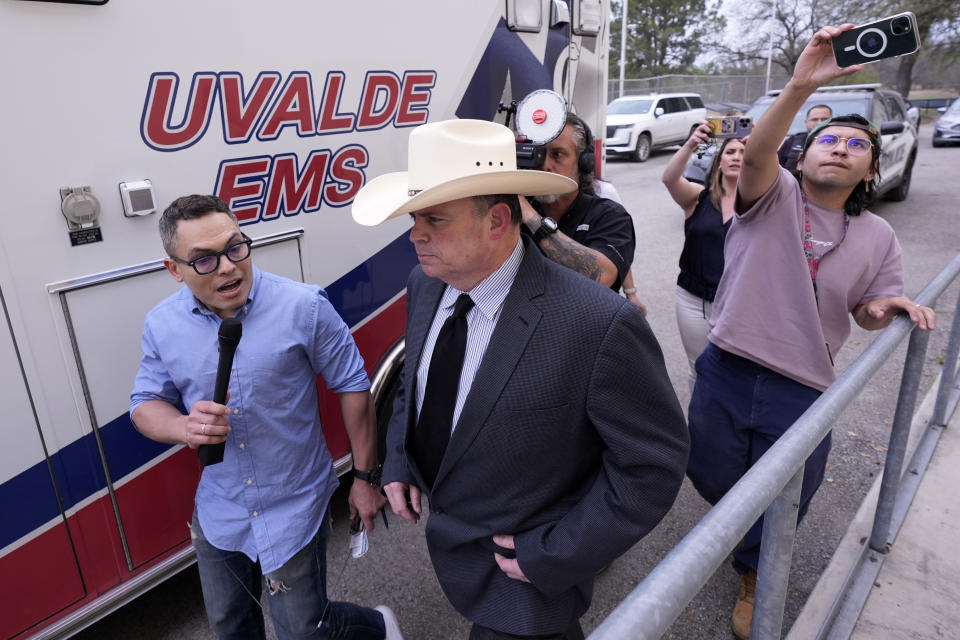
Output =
[{"x1": 605, "y1": 93, "x2": 706, "y2": 162}]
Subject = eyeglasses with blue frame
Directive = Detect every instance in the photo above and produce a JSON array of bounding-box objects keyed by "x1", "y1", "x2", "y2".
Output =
[{"x1": 170, "y1": 234, "x2": 253, "y2": 275}]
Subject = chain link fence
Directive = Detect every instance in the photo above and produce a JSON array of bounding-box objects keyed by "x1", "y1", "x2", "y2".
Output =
[{"x1": 608, "y1": 74, "x2": 792, "y2": 110}]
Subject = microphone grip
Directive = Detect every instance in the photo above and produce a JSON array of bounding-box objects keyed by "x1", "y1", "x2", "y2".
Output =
[{"x1": 198, "y1": 339, "x2": 239, "y2": 466}]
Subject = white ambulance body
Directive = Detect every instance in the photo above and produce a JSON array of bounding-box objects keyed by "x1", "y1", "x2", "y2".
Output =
[{"x1": 0, "y1": 1, "x2": 609, "y2": 637}]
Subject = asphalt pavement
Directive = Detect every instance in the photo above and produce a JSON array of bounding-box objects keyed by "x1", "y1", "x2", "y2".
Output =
[{"x1": 73, "y1": 125, "x2": 960, "y2": 640}]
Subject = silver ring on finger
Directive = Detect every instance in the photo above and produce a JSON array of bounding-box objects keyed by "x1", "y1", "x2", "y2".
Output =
[{"x1": 201, "y1": 423, "x2": 207, "y2": 435}]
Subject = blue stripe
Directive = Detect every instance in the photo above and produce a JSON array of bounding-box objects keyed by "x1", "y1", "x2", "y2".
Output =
[
  {"x1": 324, "y1": 231, "x2": 416, "y2": 327},
  {"x1": 0, "y1": 232, "x2": 416, "y2": 552}
]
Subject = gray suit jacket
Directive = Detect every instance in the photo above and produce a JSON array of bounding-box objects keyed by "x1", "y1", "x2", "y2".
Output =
[{"x1": 383, "y1": 236, "x2": 688, "y2": 635}]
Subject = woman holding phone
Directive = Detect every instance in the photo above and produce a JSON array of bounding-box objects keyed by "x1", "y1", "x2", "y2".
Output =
[{"x1": 661, "y1": 122, "x2": 746, "y2": 391}]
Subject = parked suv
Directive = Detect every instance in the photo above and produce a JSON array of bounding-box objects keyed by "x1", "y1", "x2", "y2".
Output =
[
  {"x1": 606, "y1": 93, "x2": 706, "y2": 162},
  {"x1": 684, "y1": 84, "x2": 918, "y2": 202}
]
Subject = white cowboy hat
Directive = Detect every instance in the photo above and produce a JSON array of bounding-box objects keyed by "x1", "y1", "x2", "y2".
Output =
[{"x1": 351, "y1": 119, "x2": 578, "y2": 226}]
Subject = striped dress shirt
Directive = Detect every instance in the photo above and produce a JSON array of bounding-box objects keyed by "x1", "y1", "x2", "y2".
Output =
[{"x1": 415, "y1": 238, "x2": 524, "y2": 432}]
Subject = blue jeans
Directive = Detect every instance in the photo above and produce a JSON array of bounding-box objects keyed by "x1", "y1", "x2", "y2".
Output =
[
  {"x1": 191, "y1": 510, "x2": 385, "y2": 640},
  {"x1": 686, "y1": 344, "x2": 831, "y2": 574}
]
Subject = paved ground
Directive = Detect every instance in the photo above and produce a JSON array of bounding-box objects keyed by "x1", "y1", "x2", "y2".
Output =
[
  {"x1": 851, "y1": 398, "x2": 960, "y2": 640},
  {"x1": 786, "y1": 366, "x2": 960, "y2": 640}
]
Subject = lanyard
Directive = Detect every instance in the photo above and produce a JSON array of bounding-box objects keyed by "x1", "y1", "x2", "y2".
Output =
[
  {"x1": 802, "y1": 193, "x2": 849, "y2": 367},
  {"x1": 802, "y1": 192, "x2": 849, "y2": 289}
]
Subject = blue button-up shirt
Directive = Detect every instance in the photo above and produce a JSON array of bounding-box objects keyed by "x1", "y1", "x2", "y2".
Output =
[{"x1": 131, "y1": 267, "x2": 369, "y2": 573}]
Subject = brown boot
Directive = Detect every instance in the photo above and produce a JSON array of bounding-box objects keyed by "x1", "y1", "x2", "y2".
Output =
[{"x1": 732, "y1": 569, "x2": 756, "y2": 640}]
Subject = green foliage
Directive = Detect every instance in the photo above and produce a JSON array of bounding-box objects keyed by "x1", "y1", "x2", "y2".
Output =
[{"x1": 608, "y1": 0, "x2": 726, "y2": 76}]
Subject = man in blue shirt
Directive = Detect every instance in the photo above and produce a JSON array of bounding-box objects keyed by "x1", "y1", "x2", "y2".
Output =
[{"x1": 130, "y1": 195, "x2": 402, "y2": 640}]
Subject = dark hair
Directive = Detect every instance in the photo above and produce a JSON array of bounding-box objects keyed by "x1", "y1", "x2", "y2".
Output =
[
  {"x1": 472, "y1": 194, "x2": 522, "y2": 225},
  {"x1": 801, "y1": 114, "x2": 881, "y2": 216},
  {"x1": 565, "y1": 113, "x2": 596, "y2": 195},
  {"x1": 160, "y1": 195, "x2": 236, "y2": 255},
  {"x1": 708, "y1": 137, "x2": 746, "y2": 210},
  {"x1": 806, "y1": 104, "x2": 832, "y2": 118}
]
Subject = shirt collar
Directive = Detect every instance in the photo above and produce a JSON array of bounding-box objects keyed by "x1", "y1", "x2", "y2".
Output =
[{"x1": 439, "y1": 237, "x2": 524, "y2": 321}]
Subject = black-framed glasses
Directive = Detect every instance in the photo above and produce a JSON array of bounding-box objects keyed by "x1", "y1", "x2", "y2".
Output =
[
  {"x1": 171, "y1": 236, "x2": 252, "y2": 275},
  {"x1": 812, "y1": 134, "x2": 873, "y2": 156}
]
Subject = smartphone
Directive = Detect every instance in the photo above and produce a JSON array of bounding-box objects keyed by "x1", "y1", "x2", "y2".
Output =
[
  {"x1": 832, "y1": 12, "x2": 921, "y2": 68},
  {"x1": 349, "y1": 516, "x2": 369, "y2": 558},
  {"x1": 707, "y1": 116, "x2": 752, "y2": 139}
]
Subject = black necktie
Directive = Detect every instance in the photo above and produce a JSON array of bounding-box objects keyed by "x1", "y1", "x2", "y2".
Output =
[{"x1": 414, "y1": 293, "x2": 475, "y2": 487}]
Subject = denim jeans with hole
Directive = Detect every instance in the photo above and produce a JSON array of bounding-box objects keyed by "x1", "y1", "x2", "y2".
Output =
[
  {"x1": 191, "y1": 509, "x2": 385, "y2": 640},
  {"x1": 686, "y1": 343, "x2": 831, "y2": 574}
]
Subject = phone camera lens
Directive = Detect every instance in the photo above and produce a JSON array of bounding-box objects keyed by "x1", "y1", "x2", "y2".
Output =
[
  {"x1": 891, "y1": 17, "x2": 910, "y2": 35},
  {"x1": 856, "y1": 28, "x2": 887, "y2": 57}
]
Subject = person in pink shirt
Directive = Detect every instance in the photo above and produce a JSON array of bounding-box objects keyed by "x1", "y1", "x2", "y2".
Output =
[{"x1": 684, "y1": 24, "x2": 936, "y2": 640}]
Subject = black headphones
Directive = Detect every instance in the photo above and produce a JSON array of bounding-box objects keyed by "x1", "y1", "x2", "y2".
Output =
[{"x1": 570, "y1": 113, "x2": 596, "y2": 176}]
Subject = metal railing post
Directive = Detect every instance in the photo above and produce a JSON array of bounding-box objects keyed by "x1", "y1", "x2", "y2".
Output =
[
  {"x1": 932, "y1": 291, "x2": 960, "y2": 426},
  {"x1": 752, "y1": 466, "x2": 804, "y2": 639},
  {"x1": 869, "y1": 326, "x2": 931, "y2": 551},
  {"x1": 588, "y1": 252, "x2": 960, "y2": 640}
]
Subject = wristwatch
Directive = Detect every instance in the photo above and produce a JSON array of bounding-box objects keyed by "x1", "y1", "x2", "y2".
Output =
[
  {"x1": 353, "y1": 464, "x2": 382, "y2": 487},
  {"x1": 532, "y1": 215, "x2": 558, "y2": 242}
]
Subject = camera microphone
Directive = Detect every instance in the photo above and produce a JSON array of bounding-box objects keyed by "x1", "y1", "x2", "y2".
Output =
[{"x1": 198, "y1": 317, "x2": 242, "y2": 466}]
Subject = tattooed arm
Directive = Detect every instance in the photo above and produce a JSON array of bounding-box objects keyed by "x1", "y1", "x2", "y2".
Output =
[
  {"x1": 536, "y1": 225, "x2": 610, "y2": 284},
  {"x1": 520, "y1": 198, "x2": 618, "y2": 287}
]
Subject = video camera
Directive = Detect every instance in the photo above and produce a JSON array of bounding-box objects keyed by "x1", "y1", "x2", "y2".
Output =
[{"x1": 499, "y1": 90, "x2": 567, "y2": 169}]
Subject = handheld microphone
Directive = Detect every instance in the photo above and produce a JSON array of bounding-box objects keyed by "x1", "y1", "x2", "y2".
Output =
[{"x1": 198, "y1": 317, "x2": 242, "y2": 466}]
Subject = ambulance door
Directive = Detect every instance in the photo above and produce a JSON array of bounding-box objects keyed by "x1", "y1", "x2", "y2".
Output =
[{"x1": 0, "y1": 285, "x2": 86, "y2": 639}]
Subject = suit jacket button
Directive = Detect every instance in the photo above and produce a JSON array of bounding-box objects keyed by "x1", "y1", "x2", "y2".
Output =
[{"x1": 433, "y1": 506, "x2": 444, "y2": 515}]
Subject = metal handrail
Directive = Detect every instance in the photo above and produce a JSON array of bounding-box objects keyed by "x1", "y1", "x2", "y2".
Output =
[{"x1": 589, "y1": 251, "x2": 960, "y2": 640}]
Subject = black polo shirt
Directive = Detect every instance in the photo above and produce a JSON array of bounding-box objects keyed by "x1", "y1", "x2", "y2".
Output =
[
  {"x1": 531, "y1": 192, "x2": 636, "y2": 291},
  {"x1": 777, "y1": 131, "x2": 808, "y2": 173}
]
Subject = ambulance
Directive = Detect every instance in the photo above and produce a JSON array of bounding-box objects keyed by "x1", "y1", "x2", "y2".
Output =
[{"x1": 0, "y1": 0, "x2": 611, "y2": 637}]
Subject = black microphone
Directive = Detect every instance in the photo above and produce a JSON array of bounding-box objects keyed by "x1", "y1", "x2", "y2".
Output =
[{"x1": 198, "y1": 317, "x2": 242, "y2": 466}]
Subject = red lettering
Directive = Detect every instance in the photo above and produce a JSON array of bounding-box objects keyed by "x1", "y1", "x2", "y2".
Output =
[
  {"x1": 316, "y1": 72, "x2": 355, "y2": 133},
  {"x1": 264, "y1": 151, "x2": 331, "y2": 218},
  {"x1": 220, "y1": 72, "x2": 280, "y2": 143},
  {"x1": 260, "y1": 73, "x2": 315, "y2": 140},
  {"x1": 356, "y1": 72, "x2": 400, "y2": 130},
  {"x1": 214, "y1": 157, "x2": 271, "y2": 223},
  {"x1": 325, "y1": 146, "x2": 368, "y2": 206},
  {"x1": 141, "y1": 72, "x2": 217, "y2": 151},
  {"x1": 396, "y1": 71, "x2": 435, "y2": 126}
]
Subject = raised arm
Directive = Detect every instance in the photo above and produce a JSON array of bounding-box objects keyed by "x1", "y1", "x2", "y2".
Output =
[
  {"x1": 739, "y1": 24, "x2": 863, "y2": 209},
  {"x1": 661, "y1": 121, "x2": 709, "y2": 217}
]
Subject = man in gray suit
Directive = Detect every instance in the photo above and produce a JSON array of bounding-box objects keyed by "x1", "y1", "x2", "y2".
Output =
[{"x1": 352, "y1": 119, "x2": 688, "y2": 640}]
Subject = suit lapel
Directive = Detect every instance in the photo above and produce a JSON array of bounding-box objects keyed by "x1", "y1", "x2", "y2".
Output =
[
  {"x1": 403, "y1": 273, "x2": 445, "y2": 489},
  {"x1": 433, "y1": 239, "x2": 546, "y2": 487}
]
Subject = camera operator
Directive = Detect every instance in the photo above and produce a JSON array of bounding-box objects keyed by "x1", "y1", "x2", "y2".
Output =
[{"x1": 519, "y1": 113, "x2": 636, "y2": 291}]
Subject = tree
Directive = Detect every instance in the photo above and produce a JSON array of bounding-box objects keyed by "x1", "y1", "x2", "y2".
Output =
[
  {"x1": 609, "y1": 0, "x2": 726, "y2": 77},
  {"x1": 716, "y1": 0, "x2": 960, "y2": 95},
  {"x1": 715, "y1": 0, "x2": 853, "y2": 76},
  {"x1": 891, "y1": 1, "x2": 960, "y2": 97}
]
